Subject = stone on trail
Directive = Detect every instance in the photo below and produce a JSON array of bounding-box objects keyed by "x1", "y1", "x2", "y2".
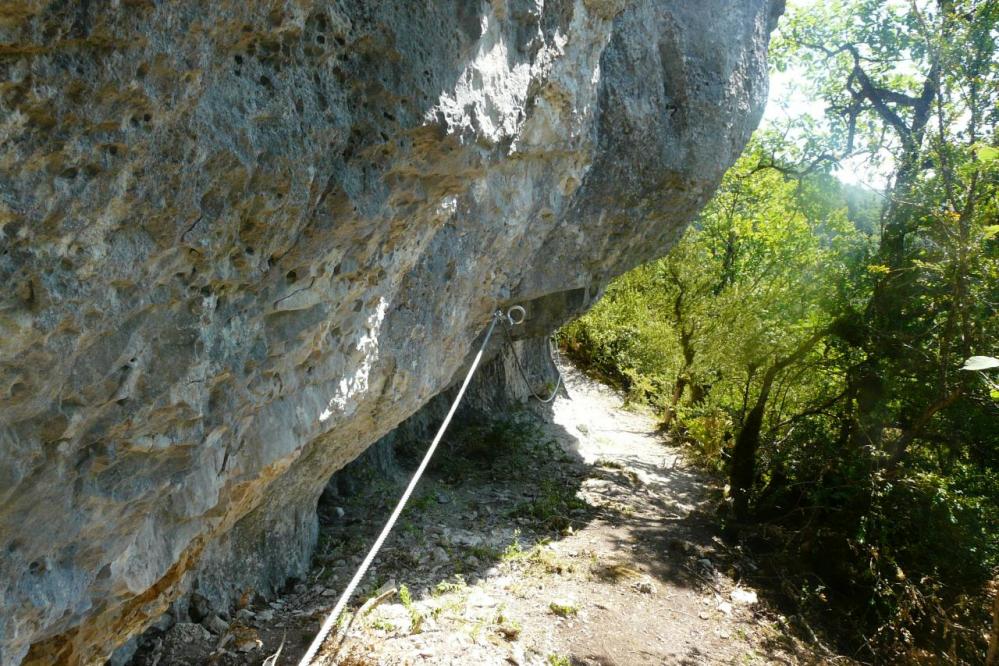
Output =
[
  {"x1": 171, "y1": 623, "x2": 212, "y2": 644},
  {"x1": 632, "y1": 578, "x2": 657, "y2": 595},
  {"x1": 731, "y1": 587, "x2": 759, "y2": 605},
  {"x1": 467, "y1": 590, "x2": 498, "y2": 608},
  {"x1": 203, "y1": 614, "x2": 230, "y2": 636},
  {"x1": 231, "y1": 626, "x2": 263, "y2": 653}
]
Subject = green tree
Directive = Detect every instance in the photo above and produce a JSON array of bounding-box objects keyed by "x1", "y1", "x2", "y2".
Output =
[
  {"x1": 777, "y1": 0, "x2": 999, "y2": 466},
  {"x1": 564, "y1": 2, "x2": 999, "y2": 659},
  {"x1": 566, "y1": 144, "x2": 867, "y2": 505}
]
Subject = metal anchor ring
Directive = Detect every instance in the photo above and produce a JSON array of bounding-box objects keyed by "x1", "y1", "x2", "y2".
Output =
[{"x1": 506, "y1": 305, "x2": 526, "y2": 326}]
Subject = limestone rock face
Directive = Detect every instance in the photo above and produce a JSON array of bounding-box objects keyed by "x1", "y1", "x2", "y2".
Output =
[{"x1": 0, "y1": 0, "x2": 782, "y2": 663}]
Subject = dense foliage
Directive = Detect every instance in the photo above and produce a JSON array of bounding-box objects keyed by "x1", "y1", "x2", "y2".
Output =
[{"x1": 563, "y1": 0, "x2": 999, "y2": 661}]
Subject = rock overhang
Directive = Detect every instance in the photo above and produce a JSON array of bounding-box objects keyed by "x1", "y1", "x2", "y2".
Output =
[{"x1": 0, "y1": 1, "x2": 782, "y2": 663}]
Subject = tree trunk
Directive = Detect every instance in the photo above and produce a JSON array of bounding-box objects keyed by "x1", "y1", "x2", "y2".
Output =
[
  {"x1": 663, "y1": 288, "x2": 696, "y2": 429},
  {"x1": 731, "y1": 393, "x2": 768, "y2": 519},
  {"x1": 729, "y1": 328, "x2": 830, "y2": 519},
  {"x1": 987, "y1": 574, "x2": 999, "y2": 665},
  {"x1": 662, "y1": 375, "x2": 688, "y2": 429},
  {"x1": 840, "y1": 35, "x2": 940, "y2": 457}
]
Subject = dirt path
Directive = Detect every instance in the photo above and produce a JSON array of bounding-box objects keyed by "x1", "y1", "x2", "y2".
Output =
[{"x1": 130, "y1": 365, "x2": 797, "y2": 666}]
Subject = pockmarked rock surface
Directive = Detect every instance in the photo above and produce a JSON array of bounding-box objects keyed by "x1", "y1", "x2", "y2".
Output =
[{"x1": 0, "y1": 1, "x2": 782, "y2": 663}]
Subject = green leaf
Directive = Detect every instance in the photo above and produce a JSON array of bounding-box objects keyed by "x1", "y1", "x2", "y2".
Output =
[
  {"x1": 960, "y1": 356, "x2": 999, "y2": 371},
  {"x1": 984, "y1": 225, "x2": 999, "y2": 240},
  {"x1": 990, "y1": 389, "x2": 999, "y2": 401},
  {"x1": 975, "y1": 144, "x2": 999, "y2": 163}
]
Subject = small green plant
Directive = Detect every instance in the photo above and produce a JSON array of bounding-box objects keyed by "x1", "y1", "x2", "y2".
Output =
[
  {"x1": 527, "y1": 546, "x2": 574, "y2": 576},
  {"x1": 432, "y1": 574, "x2": 467, "y2": 597},
  {"x1": 493, "y1": 605, "x2": 522, "y2": 640},
  {"x1": 548, "y1": 600, "x2": 579, "y2": 617},
  {"x1": 501, "y1": 533, "x2": 525, "y2": 562},
  {"x1": 500, "y1": 538, "x2": 575, "y2": 578},
  {"x1": 369, "y1": 617, "x2": 396, "y2": 632},
  {"x1": 407, "y1": 492, "x2": 436, "y2": 514},
  {"x1": 398, "y1": 584, "x2": 412, "y2": 605},
  {"x1": 398, "y1": 584, "x2": 424, "y2": 634},
  {"x1": 510, "y1": 480, "x2": 587, "y2": 530},
  {"x1": 465, "y1": 544, "x2": 501, "y2": 561},
  {"x1": 546, "y1": 654, "x2": 571, "y2": 666},
  {"x1": 431, "y1": 593, "x2": 465, "y2": 619},
  {"x1": 469, "y1": 617, "x2": 487, "y2": 641}
]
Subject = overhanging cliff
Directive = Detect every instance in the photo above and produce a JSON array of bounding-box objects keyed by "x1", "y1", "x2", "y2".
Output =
[{"x1": 0, "y1": 1, "x2": 782, "y2": 662}]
